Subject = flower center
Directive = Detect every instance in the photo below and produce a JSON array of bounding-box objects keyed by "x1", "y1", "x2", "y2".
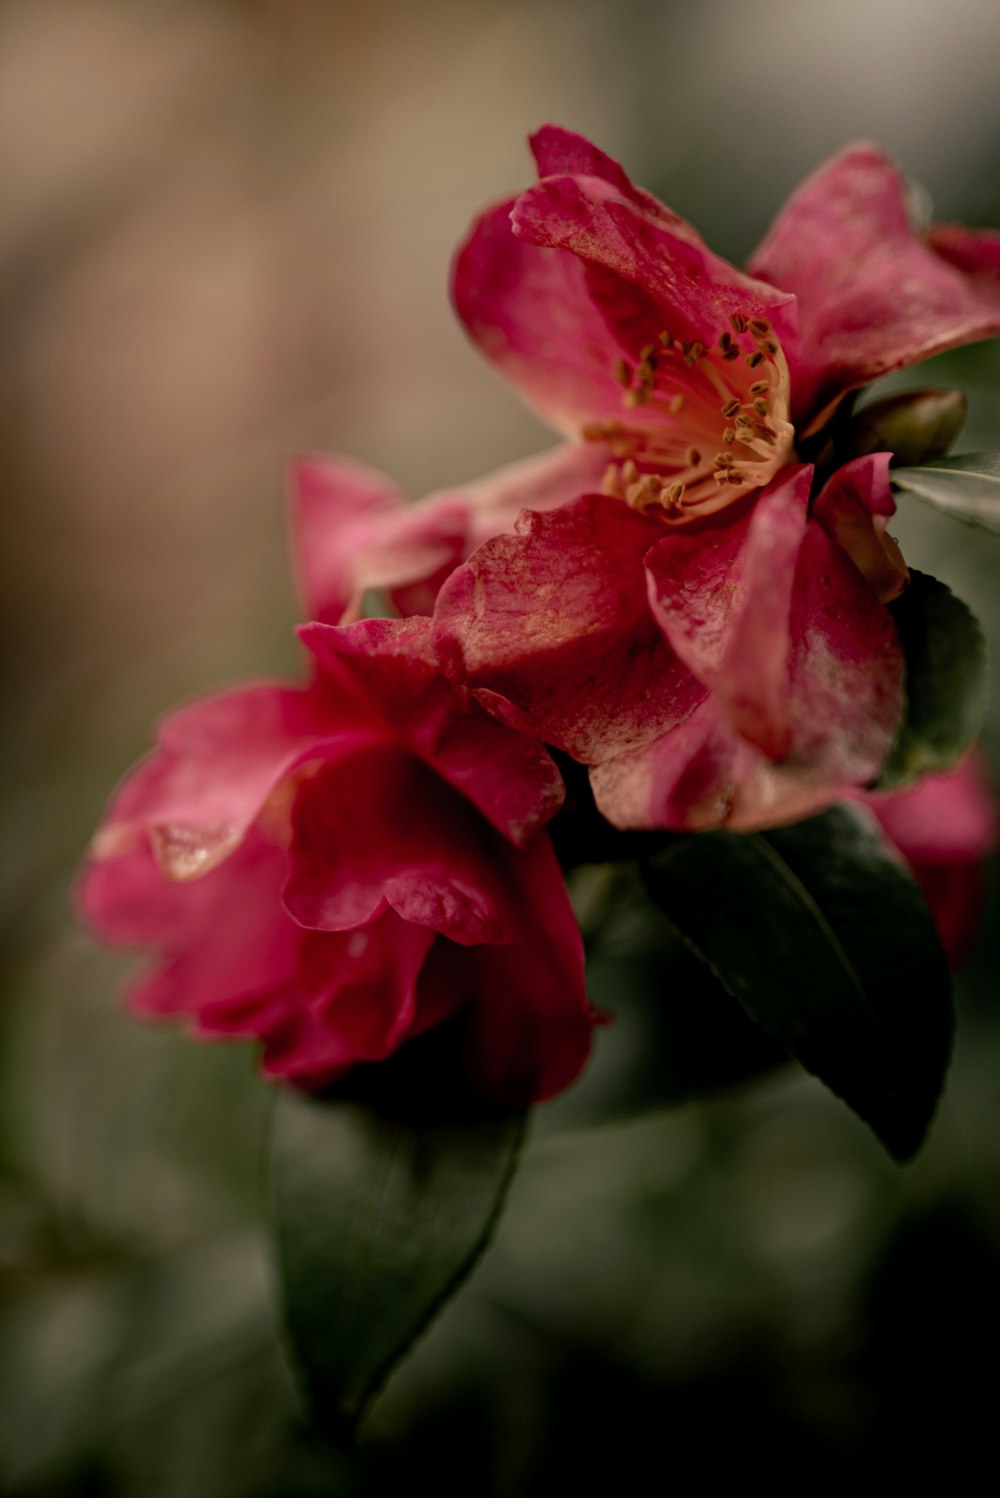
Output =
[{"x1": 582, "y1": 312, "x2": 795, "y2": 521}]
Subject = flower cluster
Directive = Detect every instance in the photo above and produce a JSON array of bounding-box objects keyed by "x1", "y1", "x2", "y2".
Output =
[{"x1": 81, "y1": 127, "x2": 999, "y2": 1100}]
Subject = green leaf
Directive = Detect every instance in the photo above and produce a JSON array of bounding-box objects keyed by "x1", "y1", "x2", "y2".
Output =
[
  {"x1": 641, "y1": 804, "x2": 953, "y2": 1161},
  {"x1": 271, "y1": 1073, "x2": 525, "y2": 1439},
  {"x1": 879, "y1": 570, "x2": 988, "y2": 788},
  {"x1": 892, "y1": 451, "x2": 1000, "y2": 532}
]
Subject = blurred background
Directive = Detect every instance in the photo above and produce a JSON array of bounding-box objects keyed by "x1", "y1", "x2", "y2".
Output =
[{"x1": 3, "y1": 0, "x2": 1000, "y2": 1491}]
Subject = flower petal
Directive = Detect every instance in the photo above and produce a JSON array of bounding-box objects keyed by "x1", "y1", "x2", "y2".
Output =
[
  {"x1": 748, "y1": 143, "x2": 1000, "y2": 423},
  {"x1": 301, "y1": 616, "x2": 565, "y2": 843},
  {"x1": 283, "y1": 751, "x2": 514, "y2": 946},
  {"x1": 786, "y1": 520, "x2": 904, "y2": 791},
  {"x1": 862, "y1": 754, "x2": 999, "y2": 864},
  {"x1": 433, "y1": 493, "x2": 706, "y2": 764},
  {"x1": 512, "y1": 170, "x2": 797, "y2": 358},
  {"x1": 589, "y1": 695, "x2": 838, "y2": 832},
  {"x1": 419, "y1": 833, "x2": 592, "y2": 1104},
  {"x1": 860, "y1": 756, "x2": 999, "y2": 968},
  {"x1": 646, "y1": 467, "x2": 812, "y2": 758},
  {"x1": 592, "y1": 511, "x2": 903, "y2": 831},
  {"x1": 384, "y1": 442, "x2": 610, "y2": 618},
  {"x1": 105, "y1": 831, "x2": 302, "y2": 1016},
  {"x1": 90, "y1": 683, "x2": 358, "y2": 879},
  {"x1": 812, "y1": 453, "x2": 908, "y2": 603},
  {"x1": 289, "y1": 454, "x2": 413, "y2": 624},
  {"x1": 453, "y1": 196, "x2": 634, "y2": 432},
  {"x1": 255, "y1": 914, "x2": 439, "y2": 1083}
]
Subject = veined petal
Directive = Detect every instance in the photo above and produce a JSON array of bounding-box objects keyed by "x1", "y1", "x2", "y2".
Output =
[
  {"x1": 749, "y1": 143, "x2": 1000, "y2": 423},
  {"x1": 433, "y1": 493, "x2": 706, "y2": 764}
]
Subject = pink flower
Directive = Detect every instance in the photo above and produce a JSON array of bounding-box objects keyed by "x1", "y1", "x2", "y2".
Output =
[
  {"x1": 432, "y1": 127, "x2": 1000, "y2": 830},
  {"x1": 79, "y1": 617, "x2": 593, "y2": 1103},
  {"x1": 860, "y1": 755, "x2": 999, "y2": 968},
  {"x1": 455, "y1": 125, "x2": 1000, "y2": 520}
]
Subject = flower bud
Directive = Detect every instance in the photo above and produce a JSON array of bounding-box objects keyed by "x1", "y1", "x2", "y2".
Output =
[{"x1": 846, "y1": 388, "x2": 967, "y2": 465}]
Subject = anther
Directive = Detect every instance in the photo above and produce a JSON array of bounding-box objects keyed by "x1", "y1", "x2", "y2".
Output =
[
  {"x1": 669, "y1": 393, "x2": 686, "y2": 414},
  {"x1": 758, "y1": 338, "x2": 779, "y2": 355},
  {"x1": 719, "y1": 331, "x2": 734, "y2": 354},
  {"x1": 721, "y1": 398, "x2": 741, "y2": 418},
  {"x1": 730, "y1": 313, "x2": 748, "y2": 334},
  {"x1": 753, "y1": 398, "x2": 769, "y2": 417},
  {"x1": 723, "y1": 427, "x2": 736, "y2": 445},
  {"x1": 749, "y1": 380, "x2": 770, "y2": 396},
  {"x1": 622, "y1": 459, "x2": 638, "y2": 485},
  {"x1": 722, "y1": 345, "x2": 741, "y2": 361},
  {"x1": 658, "y1": 331, "x2": 673, "y2": 348},
  {"x1": 745, "y1": 350, "x2": 765, "y2": 369},
  {"x1": 749, "y1": 317, "x2": 771, "y2": 336},
  {"x1": 601, "y1": 464, "x2": 624, "y2": 497},
  {"x1": 714, "y1": 452, "x2": 734, "y2": 467},
  {"x1": 614, "y1": 357, "x2": 631, "y2": 387},
  {"x1": 581, "y1": 419, "x2": 624, "y2": 441},
  {"x1": 665, "y1": 481, "x2": 685, "y2": 506},
  {"x1": 627, "y1": 474, "x2": 663, "y2": 510},
  {"x1": 726, "y1": 471, "x2": 745, "y2": 485},
  {"x1": 682, "y1": 340, "x2": 705, "y2": 365},
  {"x1": 685, "y1": 447, "x2": 702, "y2": 466}
]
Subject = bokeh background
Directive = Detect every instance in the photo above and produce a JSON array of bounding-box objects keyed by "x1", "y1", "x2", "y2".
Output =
[{"x1": 3, "y1": 0, "x2": 1000, "y2": 1492}]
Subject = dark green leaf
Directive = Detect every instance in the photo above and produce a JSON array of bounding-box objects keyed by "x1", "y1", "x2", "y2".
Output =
[
  {"x1": 641, "y1": 804, "x2": 952, "y2": 1161},
  {"x1": 879, "y1": 570, "x2": 988, "y2": 788},
  {"x1": 892, "y1": 451, "x2": 1000, "y2": 532},
  {"x1": 272, "y1": 1077, "x2": 525, "y2": 1438}
]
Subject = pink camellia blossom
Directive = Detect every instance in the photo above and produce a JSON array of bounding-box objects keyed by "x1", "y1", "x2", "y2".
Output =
[
  {"x1": 79, "y1": 616, "x2": 593, "y2": 1103},
  {"x1": 432, "y1": 127, "x2": 1000, "y2": 831},
  {"x1": 860, "y1": 755, "x2": 999, "y2": 968}
]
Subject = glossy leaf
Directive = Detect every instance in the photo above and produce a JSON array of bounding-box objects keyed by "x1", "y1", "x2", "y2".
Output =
[
  {"x1": 880, "y1": 570, "x2": 988, "y2": 788},
  {"x1": 272, "y1": 1070, "x2": 525, "y2": 1438},
  {"x1": 642, "y1": 804, "x2": 953, "y2": 1160},
  {"x1": 892, "y1": 451, "x2": 1000, "y2": 532}
]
